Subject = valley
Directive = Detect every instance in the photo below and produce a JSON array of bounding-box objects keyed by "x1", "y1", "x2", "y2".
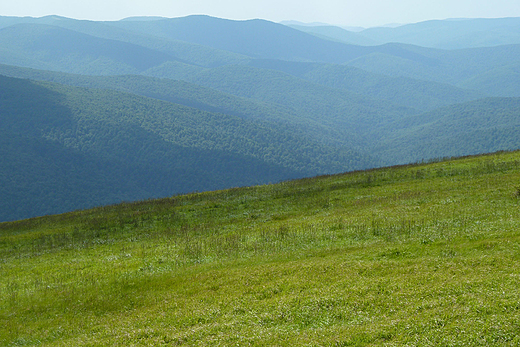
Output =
[{"x1": 1, "y1": 15, "x2": 520, "y2": 221}]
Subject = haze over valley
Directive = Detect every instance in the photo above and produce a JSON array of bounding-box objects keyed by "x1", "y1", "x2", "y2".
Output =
[{"x1": 1, "y1": 14, "x2": 520, "y2": 221}]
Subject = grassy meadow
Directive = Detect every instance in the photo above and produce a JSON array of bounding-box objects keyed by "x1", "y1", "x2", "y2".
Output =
[{"x1": 1, "y1": 151, "x2": 520, "y2": 346}]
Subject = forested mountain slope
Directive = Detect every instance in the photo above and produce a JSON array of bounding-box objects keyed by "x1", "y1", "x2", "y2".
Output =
[
  {"x1": 0, "y1": 63, "x2": 418, "y2": 148},
  {"x1": 286, "y1": 24, "x2": 377, "y2": 46},
  {"x1": 247, "y1": 60, "x2": 484, "y2": 111},
  {"x1": 0, "y1": 23, "x2": 178, "y2": 75},
  {"x1": 0, "y1": 64, "x2": 303, "y2": 123},
  {"x1": 0, "y1": 74, "x2": 376, "y2": 221},
  {"x1": 183, "y1": 64, "x2": 418, "y2": 143},
  {"x1": 457, "y1": 62, "x2": 520, "y2": 97},
  {"x1": 346, "y1": 43, "x2": 520, "y2": 95},
  {"x1": 1, "y1": 14, "x2": 520, "y2": 222},
  {"x1": 107, "y1": 15, "x2": 389, "y2": 63},
  {"x1": 371, "y1": 97, "x2": 520, "y2": 163},
  {"x1": 0, "y1": 15, "x2": 476, "y2": 70},
  {"x1": 0, "y1": 15, "x2": 251, "y2": 68},
  {"x1": 0, "y1": 63, "x2": 405, "y2": 150}
]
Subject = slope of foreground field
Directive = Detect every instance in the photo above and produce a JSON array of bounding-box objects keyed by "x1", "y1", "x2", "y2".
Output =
[{"x1": 2, "y1": 151, "x2": 520, "y2": 345}]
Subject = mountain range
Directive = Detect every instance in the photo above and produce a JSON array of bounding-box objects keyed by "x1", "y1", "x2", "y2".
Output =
[
  {"x1": 287, "y1": 17, "x2": 520, "y2": 49},
  {"x1": 1, "y1": 14, "x2": 520, "y2": 222}
]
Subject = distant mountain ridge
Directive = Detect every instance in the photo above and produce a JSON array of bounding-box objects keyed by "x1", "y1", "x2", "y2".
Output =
[
  {"x1": 0, "y1": 23, "x2": 175, "y2": 74},
  {"x1": 1, "y1": 15, "x2": 519, "y2": 97},
  {"x1": 1, "y1": 14, "x2": 520, "y2": 221},
  {"x1": 287, "y1": 17, "x2": 520, "y2": 49}
]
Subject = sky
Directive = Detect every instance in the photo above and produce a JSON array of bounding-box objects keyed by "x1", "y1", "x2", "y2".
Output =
[{"x1": 2, "y1": 0, "x2": 520, "y2": 27}]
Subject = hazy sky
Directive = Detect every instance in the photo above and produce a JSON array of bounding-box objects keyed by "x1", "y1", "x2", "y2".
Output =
[{"x1": 3, "y1": 0, "x2": 520, "y2": 27}]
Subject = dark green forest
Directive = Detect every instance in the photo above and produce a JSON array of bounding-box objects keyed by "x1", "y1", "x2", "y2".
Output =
[
  {"x1": 0, "y1": 75, "x2": 375, "y2": 221},
  {"x1": 1, "y1": 15, "x2": 520, "y2": 222}
]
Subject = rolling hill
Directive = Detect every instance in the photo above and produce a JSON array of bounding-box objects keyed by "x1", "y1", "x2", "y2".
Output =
[
  {"x1": 108, "y1": 15, "x2": 375, "y2": 63},
  {"x1": 359, "y1": 17, "x2": 520, "y2": 49},
  {"x1": 458, "y1": 62, "x2": 520, "y2": 97},
  {"x1": 1, "y1": 14, "x2": 520, "y2": 222},
  {"x1": 0, "y1": 23, "x2": 177, "y2": 75},
  {"x1": 289, "y1": 17, "x2": 520, "y2": 49},
  {"x1": 0, "y1": 15, "x2": 476, "y2": 70},
  {"x1": 183, "y1": 64, "x2": 418, "y2": 142},
  {"x1": 286, "y1": 23, "x2": 378, "y2": 46},
  {"x1": 346, "y1": 43, "x2": 520, "y2": 92},
  {"x1": 2, "y1": 16, "x2": 520, "y2": 342},
  {"x1": 247, "y1": 59, "x2": 484, "y2": 111},
  {"x1": 0, "y1": 74, "x2": 379, "y2": 222},
  {"x1": 3, "y1": 59, "x2": 520, "y2": 221},
  {"x1": 2, "y1": 150, "x2": 520, "y2": 345},
  {"x1": 370, "y1": 97, "x2": 520, "y2": 163},
  {"x1": 0, "y1": 63, "x2": 302, "y2": 122},
  {"x1": 0, "y1": 63, "x2": 418, "y2": 148},
  {"x1": 2, "y1": 15, "x2": 519, "y2": 94}
]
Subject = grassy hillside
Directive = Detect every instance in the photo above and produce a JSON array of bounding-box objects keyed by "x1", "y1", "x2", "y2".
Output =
[{"x1": 2, "y1": 150, "x2": 520, "y2": 345}]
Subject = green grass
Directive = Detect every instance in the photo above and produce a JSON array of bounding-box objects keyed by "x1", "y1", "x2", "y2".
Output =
[{"x1": 2, "y1": 151, "x2": 520, "y2": 346}]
